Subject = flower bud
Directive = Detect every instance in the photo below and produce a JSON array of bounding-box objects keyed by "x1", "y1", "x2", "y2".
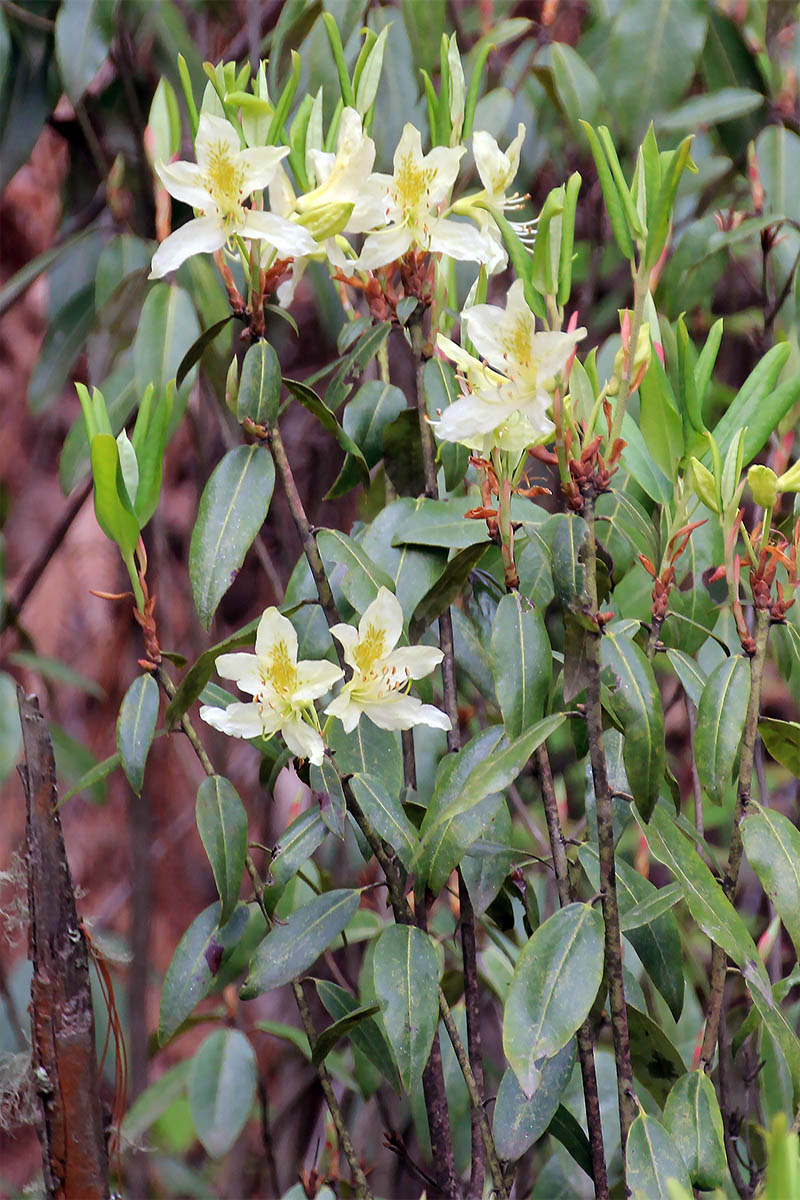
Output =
[
  {"x1": 747, "y1": 464, "x2": 779, "y2": 508},
  {"x1": 777, "y1": 460, "x2": 800, "y2": 494},
  {"x1": 225, "y1": 355, "x2": 239, "y2": 415},
  {"x1": 689, "y1": 457, "x2": 719, "y2": 513},
  {"x1": 295, "y1": 200, "x2": 355, "y2": 241}
]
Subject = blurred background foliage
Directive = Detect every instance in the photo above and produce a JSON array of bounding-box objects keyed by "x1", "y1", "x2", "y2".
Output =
[{"x1": 3, "y1": 0, "x2": 800, "y2": 1196}]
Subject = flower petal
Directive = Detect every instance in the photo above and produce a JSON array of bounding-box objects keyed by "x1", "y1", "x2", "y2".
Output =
[
  {"x1": 255, "y1": 608, "x2": 298, "y2": 662},
  {"x1": 155, "y1": 160, "x2": 212, "y2": 210},
  {"x1": 294, "y1": 659, "x2": 345, "y2": 701},
  {"x1": 358, "y1": 587, "x2": 403, "y2": 653},
  {"x1": 199, "y1": 701, "x2": 266, "y2": 739},
  {"x1": 194, "y1": 113, "x2": 241, "y2": 172},
  {"x1": 239, "y1": 210, "x2": 317, "y2": 257},
  {"x1": 149, "y1": 216, "x2": 226, "y2": 278},
  {"x1": 214, "y1": 652, "x2": 263, "y2": 694},
  {"x1": 356, "y1": 223, "x2": 413, "y2": 271},
  {"x1": 239, "y1": 145, "x2": 290, "y2": 194},
  {"x1": 385, "y1": 645, "x2": 444, "y2": 680},
  {"x1": 329, "y1": 623, "x2": 360, "y2": 671},
  {"x1": 281, "y1": 714, "x2": 326, "y2": 765},
  {"x1": 358, "y1": 692, "x2": 451, "y2": 731},
  {"x1": 324, "y1": 689, "x2": 362, "y2": 734},
  {"x1": 428, "y1": 216, "x2": 496, "y2": 264}
]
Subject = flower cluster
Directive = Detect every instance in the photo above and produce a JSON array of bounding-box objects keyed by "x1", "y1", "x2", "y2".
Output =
[{"x1": 200, "y1": 589, "x2": 449, "y2": 765}]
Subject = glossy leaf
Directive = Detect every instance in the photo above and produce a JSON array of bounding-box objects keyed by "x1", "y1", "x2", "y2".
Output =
[
  {"x1": 188, "y1": 1029, "x2": 257, "y2": 1158},
  {"x1": 601, "y1": 629, "x2": 665, "y2": 819},
  {"x1": 619, "y1": 882, "x2": 683, "y2": 932},
  {"x1": 349, "y1": 772, "x2": 418, "y2": 868},
  {"x1": 392, "y1": 498, "x2": 490, "y2": 550},
  {"x1": 626, "y1": 1005, "x2": 685, "y2": 1105},
  {"x1": 372, "y1": 925, "x2": 439, "y2": 1093},
  {"x1": 461, "y1": 802, "x2": 513, "y2": 916},
  {"x1": 310, "y1": 757, "x2": 346, "y2": 840},
  {"x1": 89, "y1": 434, "x2": 140, "y2": 557},
  {"x1": 55, "y1": 0, "x2": 111, "y2": 102},
  {"x1": 241, "y1": 889, "x2": 361, "y2": 998},
  {"x1": 237, "y1": 340, "x2": 281, "y2": 426},
  {"x1": 626, "y1": 1112, "x2": 692, "y2": 1200},
  {"x1": 268, "y1": 809, "x2": 328, "y2": 891},
  {"x1": 327, "y1": 718, "x2": 402, "y2": 795},
  {"x1": 694, "y1": 655, "x2": 750, "y2": 805},
  {"x1": 315, "y1": 979, "x2": 401, "y2": 1091},
  {"x1": 311, "y1": 1002, "x2": 381, "y2": 1067},
  {"x1": 638, "y1": 806, "x2": 764, "y2": 979},
  {"x1": 175, "y1": 316, "x2": 234, "y2": 389},
  {"x1": 159, "y1": 902, "x2": 250, "y2": 1043},
  {"x1": 409, "y1": 541, "x2": 488, "y2": 642},
  {"x1": 189, "y1": 445, "x2": 275, "y2": 629},
  {"x1": 196, "y1": 776, "x2": 247, "y2": 925},
  {"x1": 493, "y1": 1039, "x2": 576, "y2": 1161},
  {"x1": 284, "y1": 379, "x2": 369, "y2": 491},
  {"x1": 362, "y1": 499, "x2": 448, "y2": 624},
  {"x1": 342, "y1": 380, "x2": 406, "y2": 466},
  {"x1": 579, "y1": 843, "x2": 684, "y2": 1020},
  {"x1": 133, "y1": 283, "x2": 200, "y2": 418},
  {"x1": 663, "y1": 1070, "x2": 726, "y2": 1190},
  {"x1": 317, "y1": 528, "x2": 395, "y2": 613},
  {"x1": 491, "y1": 591, "x2": 551, "y2": 739},
  {"x1": 116, "y1": 674, "x2": 159, "y2": 796},
  {"x1": 759, "y1": 717, "x2": 800, "y2": 779},
  {"x1": 708, "y1": 343, "x2": 799, "y2": 464},
  {"x1": 503, "y1": 903, "x2": 604, "y2": 1097},
  {"x1": 164, "y1": 616, "x2": 260, "y2": 728},
  {"x1": 742, "y1": 804, "x2": 800, "y2": 960}
]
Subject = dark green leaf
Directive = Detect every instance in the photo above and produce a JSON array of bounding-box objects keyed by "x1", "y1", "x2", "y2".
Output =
[
  {"x1": 189, "y1": 445, "x2": 275, "y2": 629},
  {"x1": 461, "y1": 802, "x2": 512, "y2": 916},
  {"x1": 349, "y1": 772, "x2": 418, "y2": 868},
  {"x1": 708, "y1": 344, "x2": 798, "y2": 465},
  {"x1": 159, "y1": 902, "x2": 250, "y2": 1044},
  {"x1": 164, "y1": 617, "x2": 260, "y2": 728},
  {"x1": 627, "y1": 1004, "x2": 685, "y2": 1106},
  {"x1": 284, "y1": 379, "x2": 369, "y2": 492},
  {"x1": 371, "y1": 925, "x2": 439, "y2": 1092},
  {"x1": 759, "y1": 717, "x2": 800, "y2": 779},
  {"x1": 742, "y1": 804, "x2": 800, "y2": 961},
  {"x1": 503, "y1": 903, "x2": 604, "y2": 1097},
  {"x1": 382, "y1": 409, "x2": 426, "y2": 498},
  {"x1": 327, "y1": 718, "x2": 403, "y2": 794},
  {"x1": 269, "y1": 809, "x2": 328, "y2": 891},
  {"x1": 392, "y1": 498, "x2": 490, "y2": 550},
  {"x1": 342, "y1": 381, "x2": 407, "y2": 466},
  {"x1": 317, "y1": 529, "x2": 394, "y2": 612},
  {"x1": 310, "y1": 757, "x2": 346, "y2": 840},
  {"x1": 133, "y1": 283, "x2": 200, "y2": 420},
  {"x1": 241, "y1": 889, "x2": 361, "y2": 998},
  {"x1": 626, "y1": 1112, "x2": 692, "y2": 1200},
  {"x1": 311, "y1": 1002, "x2": 381, "y2": 1067},
  {"x1": 196, "y1": 776, "x2": 247, "y2": 925},
  {"x1": 188, "y1": 1028, "x2": 257, "y2": 1158},
  {"x1": 315, "y1": 979, "x2": 401, "y2": 1091},
  {"x1": 116, "y1": 674, "x2": 159, "y2": 796},
  {"x1": 549, "y1": 513, "x2": 591, "y2": 610},
  {"x1": 694, "y1": 655, "x2": 750, "y2": 806},
  {"x1": 361, "y1": 499, "x2": 448, "y2": 625},
  {"x1": 55, "y1": 0, "x2": 111, "y2": 102},
  {"x1": 409, "y1": 542, "x2": 489, "y2": 642},
  {"x1": 28, "y1": 287, "x2": 96, "y2": 414},
  {"x1": 176, "y1": 316, "x2": 234, "y2": 390},
  {"x1": 492, "y1": 1040, "x2": 576, "y2": 1160},
  {"x1": 601, "y1": 629, "x2": 665, "y2": 819},
  {"x1": 663, "y1": 1069, "x2": 726, "y2": 1190},
  {"x1": 491, "y1": 592, "x2": 551, "y2": 739}
]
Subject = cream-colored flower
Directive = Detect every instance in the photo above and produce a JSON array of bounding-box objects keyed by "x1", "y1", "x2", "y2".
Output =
[
  {"x1": 357, "y1": 124, "x2": 496, "y2": 269},
  {"x1": 150, "y1": 113, "x2": 317, "y2": 278},
  {"x1": 473, "y1": 124, "x2": 526, "y2": 212},
  {"x1": 199, "y1": 607, "x2": 342, "y2": 765},
  {"x1": 324, "y1": 588, "x2": 451, "y2": 734},
  {"x1": 297, "y1": 107, "x2": 386, "y2": 235}
]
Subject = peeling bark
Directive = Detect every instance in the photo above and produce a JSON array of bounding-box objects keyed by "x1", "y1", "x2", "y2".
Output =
[{"x1": 18, "y1": 689, "x2": 109, "y2": 1200}]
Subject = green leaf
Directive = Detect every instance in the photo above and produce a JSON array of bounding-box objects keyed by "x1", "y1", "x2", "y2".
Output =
[
  {"x1": 55, "y1": 0, "x2": 111, "y2": 102},
  {"x1": 746, "y1": 970, "x2": 800, "y2": 1102},
  {"x1": 639, "y1": 350, "x2": 684, "y2": 477},
  {"x1": 133, "y1": 283, "x2": 200, "y2": 422},
  {"x1": 549, "y1": 513, "x2": 591, "y2": 610},
  {"x1": 578, "y1": 843, "x2": 683, "y2": 1020},
  {"x1": 189, "y1": 445, "x2": 275, "y2": 629},
  {"x1": 311, "y1": 1002, "x2": 381, "y2": 1067},
  {"x1": 317, "y1": 529, "x2": 394, "y2": 613},
  {"x1": 550, "y1": 44, "x2": 600, "y2": 134},
  {"x1": 666, "y1": 650, "x2": 706, "y2": 709},
  {"x1": 491, "y1": 592, "x2": 551, "y2": 740},
  {"x1": 362, "y1": 499, "x2": 448, "y2": 625},
  {"x1": 759, "y1": 717, "x2": 800, "y2": 779},
  {"x1": 28, "y1": 286, "x2": 97, "y2": 415},
  {"x1": 662, "y1": 1070, "x2": 726, "y2": 1190},
  {"x1": 235, "y1": 340, "x2": 281, "y2": 429},
  {"x1": 116, "y1": 674, "x2": 159, "y2": 796},
  {"x1": 196, "y1": 776, "x2": 247, "y2": 925},
  {"x1": 159, "y1": 903, "x2": 250, "y2": 1044},
  {"x1": 61, "y1": 749, "x2": 121, "y2": 803},
  {"x1": 504, "y1": 903, "x2": 604, "y2": 1097},
  {"x1": 409, "y1": 542, "x2": 489, "y2": 642},
  {"x1": 269, "y1": 809, "x2": 328, "y2": 891},
  {"x1": 89, "y1": 434, "x2": 141, "y2": 557},
  {"x1": 325, "y1": 321, "x2": 392, "y2": 410},
  {"x1": 241, "y1": 889, "x2": 362, "y2": 998},
  {"x1": 7, "y1": 651, "x2": 104, "y2": 701},
  {"x1": 517, "y1": 528, "x2": 554, "y2": 608},
  {"x1": 164, "y1": 617, "x2": 260, "y2": 729},
  {"x1": 283, "y1": 380, "x2": 369, "y2": 493},
  {"x1": 0, "y1": 672, "x2": 21, "y2": 785},
  {"x1": 627, "y1": 1005, "x2": 685, "y2": 1106},
  {"x1": 349, "y1": 773, "x2": 418, "y2": 869},
  {"x1": 122, "y1": 1061, "x2": 191, "y2": 1144},
  {"x1": 694, "y1": 654, "x2": 750, "y2": 806},
  {"x1": 382, "y1": 409, "x2": 426, "y2": 498},
  {"x1": 638, "y1": 806, "x2": 764, "y2": 979},
  {"x1": 742, "y1": 804, "x2": 800, "y2": 962},
  {"x1": 327, "y1": 718, "x2": 402, "y2": 794},
  {"x1": 188, "y1": 1029, "x2": 257, "y2": 1158},
  {"x1": 392, "y1": 498, "x2": 490, "y2": 550},
  {"x1": 371, "y1": 925, "x2": 439, "y2": 1093},
  {"x1": 620, "y1": 414, "x2": 673, "y2": 504},
  {"x1": 601, "y1": 630, "x2": 665, "y2": 820},
  {"x1": 175, "y1": 316, "x2": 234, "y2": 390},
  {"x1": 342, "y1": 380, "x2": 406, "y2": 467},
  {"x1": 417, "y1": 717, "x2": 565, "y2": 894},
  {"x1": 315, "y1": 979, "x2": 401, "y2": 1091},
  {"x1": 310, "y1": 756, "x2": 346, "y2": 840},
  {"x1": 645, "y1": 135, "x2": 695, "y2": 269},
  {"x1": 580, "y1": 121, "x2": 634, "y2": 259},
  {"x1": 708, "y1": 344, "x2": 799, "y2": 465},
  {"x1": 626, "y1": 1112, "x2": 692, "y2": 1200},
  {"x1": 619, "y1": 882, "x2": 683, "y2": 932},
  {"x1": 461, "y1": 802, "x2": 513, "y2": 916},
  {"x1": 492, "y1": 1040, "x2": 576, "y2": 1161}
]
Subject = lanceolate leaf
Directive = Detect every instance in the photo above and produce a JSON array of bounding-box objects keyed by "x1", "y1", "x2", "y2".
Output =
[
  {"x1": 742, "y1": 804, "x2": 800, "y2": 960},
  {"x1": 349, "y1": 772, "x2": 418, "y2": 868},
  {"x1": 626, "y1": 1113, "x2": 692, "y2": 1200},
  {"x1": 164, "y1": 616, "x2": 260, "y2": 728},
  {"x1": 317, "y1": 529, "x2": 394, "y2": 613},
  {"x1": 117, "y1": 673, "x2": 159, "y2": 796},
  {"x1": 492, "y1": 1040, "x2": 576, "y2": 1161},
  {"x1": 189, "y1": 445, "x2": 275, "y2": 629},
  {"x1": 626, "y1": 1005, "x2": 685, "y2": 1105},
  {"x1": 311, "y1": 1002, "x2": 381, "y2": 1067},
  {"x1": 284, "y1": 378, "x2": 369, "y2": 490},
  {"x1": 663, "y1": 1070, "x2": 726, "y2": 1190},
  {"x1": 409, "y1": 541, "x2": 489, "y2": 642},
  {"x1": 694, "y1": 655, "x2": 750, "y2": 805},
  {"x1": 241, "y1": 889, "x2": 361, "y2": 998},
  {"x1": 503, "y1": 903, "x2": 604, "y2": 1097},
  {"x1": 708, "y1": 343, "x2": 799, "y2": 464},
  {"x1": 491, "y1": 591, "x2": 551, "y2": 739},
  {"x1": 315, "y1": 979, "x2": 401, "y2": 1091},
  {"x1": 638, "y1": 806, "x2": 765, "y2": 981},
  {"x1": 159, "y1": 903, "x2": 250, "y2": 1044},
  {"x1": 237, "y1": 340, "x2": 281, "y2": 426},
  {"x1": 601, "y1": 629, "x2": 665, "y2": 819},
  {"x1": 372, "y1": 925, "x2": 439, "y2": 1093},
  {"x1": 759, "y1": 717, "x2": 800, "y2": 779},
  {"x1": 188, "y1": 1029, "x2": 257, "y2": 1158},
  {"x1": 196, "y1": 776, "x2": 247, "y2": 925}
]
